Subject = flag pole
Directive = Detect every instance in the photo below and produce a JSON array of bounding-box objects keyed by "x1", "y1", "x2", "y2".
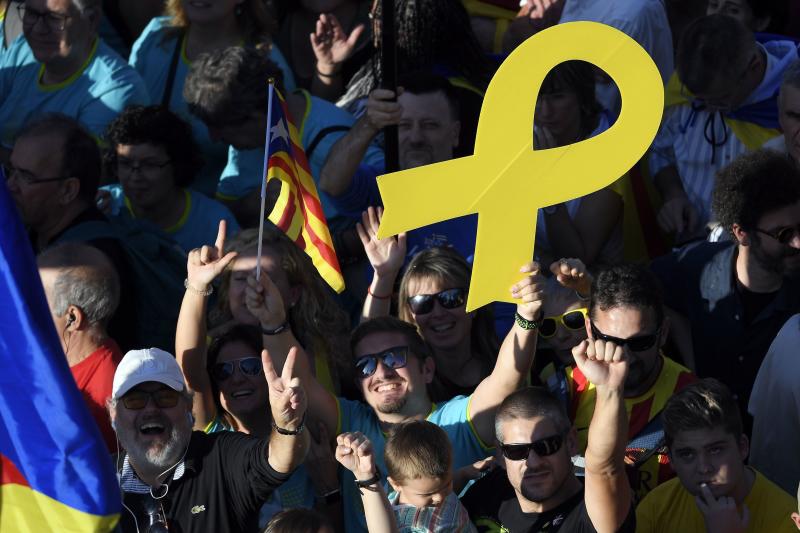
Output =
[
  {"x1": 380, "y1": 0, "x2": 398, "y2": 172},
  {"x1": 256, "y1": 79, "x2": 276, "y2": 281}
]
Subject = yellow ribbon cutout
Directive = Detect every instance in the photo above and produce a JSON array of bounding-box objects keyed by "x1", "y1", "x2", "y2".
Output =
[{"x1": 376, "y1": 21, "x2": 664, "y2": 311}]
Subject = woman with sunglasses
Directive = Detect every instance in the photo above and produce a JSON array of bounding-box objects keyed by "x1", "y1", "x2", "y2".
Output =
[
  {"x1": 176, "y1": 223, "x2": 343, "y2": 525},
  {"x1": 358, "y1": 207, "x2": 499, "y2": 401}
]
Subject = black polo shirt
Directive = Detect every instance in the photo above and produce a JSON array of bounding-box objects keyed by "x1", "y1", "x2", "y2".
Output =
[
  {"x1": 462, "y1": 467, "x2": 636, "y2": 533},
  {"x1": 119, "y1": 431, "x2": 291, "y2": 533},
  {"x1": 651, "y1": 241, "x2": 800, "y2": 426}
]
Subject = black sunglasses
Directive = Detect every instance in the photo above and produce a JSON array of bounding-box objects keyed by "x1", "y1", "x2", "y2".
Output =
[
  {"x1": 407, "y1": 288, "x2": 467, "y2": 315},
  {"x1": 122, "y1": 389, "x2": 181, "y2": 410},
  {"x1": 590, "y1": 323, "x2": 660, "y2": 352},
  {"x1": 211, "y1": 357, "x2": 262, "y2": 382},
  {"x1": 355, "y1": 346, "x2": 409, "y2": 378},
  {"x1": 500, "y1": 434, "x2": 564, "y2": 461},
  {"x1": 754, "y1": 225, "x2": 800, "y2": 245}
]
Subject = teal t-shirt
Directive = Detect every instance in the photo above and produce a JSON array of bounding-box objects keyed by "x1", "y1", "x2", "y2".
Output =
[
  {"x1": 0, "y1": 35, "x2": 149, "y2": 148},
  {"x1": 129, "y1": 17, "x2": 296, "y2": 197},
  {"x1": 337, "y1": 395, "x2": 490, "y2": 533},
  {"x1": 103, "y1": 185, "x2": 240, "y2": 253},
  {"x1": 216, "y1": 89, "x2": 384, "y2": 220}
]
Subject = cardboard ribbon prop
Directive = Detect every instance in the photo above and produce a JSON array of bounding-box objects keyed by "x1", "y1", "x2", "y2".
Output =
[{"x1": 376, "y1": 21, "x2": 665, "y2": 311}]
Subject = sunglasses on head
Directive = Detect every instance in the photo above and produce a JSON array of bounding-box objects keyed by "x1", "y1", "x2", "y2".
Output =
[
  {"x1": 407, "y1": 288, "x2": 467, "y2": 315},
  {"x1": 122, "y1": 388, "x2": 181, "y2": 410},
  {"x1": 754, "y1": 224, "x2": 800, "y2": 245},
  {"x1": 500, "y1": 434, "x2": 565, "y2": 461},
  {"x1": 590, "y1": 323, "x2": 660, "y2": 352},
  {"x1": 355, "y1": 346, "x2": 410, "y2": 378},
  {"x1": 539, "y1": 308, "x2": 588, "y2": 338},
  {"x1": 211, "y1": 357, "x2": 263, "y2": 382}
]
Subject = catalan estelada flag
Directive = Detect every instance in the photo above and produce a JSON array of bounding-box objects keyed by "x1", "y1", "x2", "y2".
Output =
[
  {"x1": 0, "y1": 177, "x2": 120, "y2": 531},
  {"x1": 264, "y1": 84, "x2": 345, "y2": 293}
]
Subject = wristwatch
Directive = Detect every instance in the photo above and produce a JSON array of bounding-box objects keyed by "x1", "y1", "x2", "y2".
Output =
[{"x1": 271, "y1": 413, "x2": 306, "y2": 435}]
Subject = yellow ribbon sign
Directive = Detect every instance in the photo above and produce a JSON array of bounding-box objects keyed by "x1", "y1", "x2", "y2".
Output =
[{"x1": 376, "y1": 21, "x2": 664, "y2": 311}]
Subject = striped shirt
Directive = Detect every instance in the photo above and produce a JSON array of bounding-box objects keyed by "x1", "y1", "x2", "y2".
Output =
[
  {"x1": 649, "y1": 41, "x2": 798, "y2": 225},
  {"x1": 541, "y1": 355, "x2": 695, "y2": 501}
]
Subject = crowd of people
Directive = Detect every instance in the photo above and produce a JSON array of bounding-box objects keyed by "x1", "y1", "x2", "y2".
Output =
[{"x1": 4, "y1": 0, "x2": 800, "y2": 531}]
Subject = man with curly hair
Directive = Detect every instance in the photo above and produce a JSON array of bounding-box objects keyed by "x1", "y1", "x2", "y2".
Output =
[{"x1": 650, "y1": 149, "x2": 800, "y2": 432}]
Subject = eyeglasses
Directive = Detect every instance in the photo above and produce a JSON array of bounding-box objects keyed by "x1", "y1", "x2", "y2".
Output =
[
  {"x1": 117, "y1": 158, "x2": 171, "y2": 177},
  {"x1": 211, "y1": 357, "x2": 263, "y2": 382},
  {"x1": 539, "y1": 308, "x2": 588, "y2": 339},
  {"x1": 753, "y1": 225, "x2": 800, "y2": 246},
  {"x1": 1, "y1": 163, "x2": 74, "y2": 186},
  {"x1": 500, "y1": 434, "x2": 565, "y2": 461},
  {"x1": 407, "y1": 288, "x2": 467, "y2": 315},
  {"x1": 355, "y1": 346, "x2": 410, "y2": 378},
  {"x1": 590, "y1": 323, "x2": 660, "y2": 352},
  {"x1": 144, "y1": 496, "x2": 169, "y2": 533},
  {"x1": 17, "y1": 4, "x2": 73, "y2": 33},
  {"x1": 121, "y1": 388, "x2": 181, "y2": 410}
]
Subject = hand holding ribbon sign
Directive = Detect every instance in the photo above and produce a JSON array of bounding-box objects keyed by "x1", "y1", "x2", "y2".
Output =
[{"x1": 376, "y1": 21, "x2": 664, "y2": 311}]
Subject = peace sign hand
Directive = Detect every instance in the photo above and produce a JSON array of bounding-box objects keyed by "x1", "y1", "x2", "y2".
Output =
[
  {"x1": 262, "y1": 347, "x2": 307, "y2": 432},
  {"x1": 187, "y1": 220, "x2": 238, "y2": 289}
]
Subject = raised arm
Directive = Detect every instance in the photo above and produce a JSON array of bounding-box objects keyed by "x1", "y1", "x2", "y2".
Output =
[
  {"x1": 309, "y1": 13, "x2": 365, "y2": 102},
  {"x1": 572, "y1": 338, "x2": 631, "y2": 533},
  {"x1": 175, "y1": 220, "x2": 237, "y2": 429},
  {"x1": 335, "y1": 432, "x2": 399, "y2": 533},
  {"x1": 244, "y1": 272, "x2": 340, "y2": 436},
  {"x1": 262, "y1": 348, "x2": 310, "y2": 474},
  {"x1": 319, "y1": 89, "x2": 401, "y2": 197},
  {"x1": 470, "y1": 261, "x2": 544, "y2": 444},
  {"x1": 357, "y1": 206, "x2": 407, "y2": 321}
]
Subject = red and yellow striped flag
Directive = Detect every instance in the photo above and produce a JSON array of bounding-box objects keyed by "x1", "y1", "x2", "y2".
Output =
[{"x1": 264, "y1": 86, "x2": 345, "y2": 292}]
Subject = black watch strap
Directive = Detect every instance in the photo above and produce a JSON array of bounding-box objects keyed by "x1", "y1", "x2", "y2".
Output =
[
  {"x1": 261, "y1": 321, "x2": 289, "y2": 336},
  {"x1": 271, "y1": 414, "x2": 305, "y2": 435}
]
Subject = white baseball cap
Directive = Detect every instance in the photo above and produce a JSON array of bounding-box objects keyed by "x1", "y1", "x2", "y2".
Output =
[{"x1": 112, "y1": 348, "x2": 186, "y2": 399}]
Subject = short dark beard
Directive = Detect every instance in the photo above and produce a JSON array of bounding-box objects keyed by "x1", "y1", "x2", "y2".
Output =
[
  {"x1": 376, "y1": 396, "x2": 408, "y2": 414},
  {"x1": 750, "y1": 232, "x2": 800, "y2": 276}
]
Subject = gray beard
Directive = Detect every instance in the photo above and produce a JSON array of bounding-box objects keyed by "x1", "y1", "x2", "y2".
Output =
[{"x1": 120, "y1": 424, "x2": 191, "y2": 471}]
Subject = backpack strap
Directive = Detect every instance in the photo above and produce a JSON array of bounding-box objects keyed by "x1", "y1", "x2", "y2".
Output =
[
  {"x1": 162, "y1": 31, "x2": 183, "y2": 107},
  {"x1": 305, "y1": 125, "x2": 351, "y2": 161},
  {"x1": 626, "y1": 411, "x2": 666, "y2": 468}
]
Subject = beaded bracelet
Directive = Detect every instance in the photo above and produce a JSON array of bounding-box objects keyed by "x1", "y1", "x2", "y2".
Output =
[{"x1": 184, "y1": 279, "x2": 213, "y2": 297}]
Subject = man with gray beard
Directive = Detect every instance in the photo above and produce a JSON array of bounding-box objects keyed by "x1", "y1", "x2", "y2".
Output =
[{"x1": 108, "y1": 347, "x2": 308, "y2": 533}]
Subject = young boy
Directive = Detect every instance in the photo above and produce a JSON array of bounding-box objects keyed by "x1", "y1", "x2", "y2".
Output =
[
  {"x1": 636, "y1": 379, "x2": 797, "y2": 533},
  {"x1": 385, "y1": 420, "x2": 477, "y2": 532}
]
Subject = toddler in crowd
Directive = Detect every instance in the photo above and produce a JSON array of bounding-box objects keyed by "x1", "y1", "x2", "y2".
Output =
[{"x1": 385, "y1": 421, "x2": 476, "y2": 532}]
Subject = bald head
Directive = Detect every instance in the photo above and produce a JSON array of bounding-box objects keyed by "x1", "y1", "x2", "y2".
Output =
[{"x1": 37, "y1": 243, "x2": 120, "y2": 327}]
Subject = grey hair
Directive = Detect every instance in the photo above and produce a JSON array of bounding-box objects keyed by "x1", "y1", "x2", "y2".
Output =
[
  {"x1": 494, "y1": 387, "x2": 572, "y2": 442},
  {"x1": 782, "y1": 59, "x2": 800, "y2": 92},
  {"x1": 37, "y1": 243, "x2": 120, "y2": 326}
]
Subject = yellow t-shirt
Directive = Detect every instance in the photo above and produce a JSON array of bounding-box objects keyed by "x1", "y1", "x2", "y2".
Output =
[{"x1": 636, "y1": 469, "x2": 797, "y2": 533}]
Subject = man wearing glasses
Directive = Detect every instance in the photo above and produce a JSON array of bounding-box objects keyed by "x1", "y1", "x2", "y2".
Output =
[
  {"x1": 109, "y1": 347, "x2": 309, "y2": 533},
  {"x1": 0, "y1": 0, "x2": 148, "y2": 164},
  {"x1": 462, "y1": 338, "x2": 635, "y2": 532},
  {"x1": 651, "y1": 149, "x2": 800, "y2": 433},
  {"x1": 251, "y1": 261, "x2": 545, "y2": 532},
  {"x1": 539, "y1": 263, "x2": 695, "y2": 501}
]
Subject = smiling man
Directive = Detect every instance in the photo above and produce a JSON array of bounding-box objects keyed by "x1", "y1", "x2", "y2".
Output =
[
  {"x1": 109, "y1": 347, "x2": 309, "y2": 533},
  {"x1": 0, "y1": 0, "x2": 148, "y2": 163},
  {"x1": 636, "y1": 379, "x2": 796, "y2": 533},
  {"x1": 540, "y1": 263, "x2": 695, "y2": 500}
]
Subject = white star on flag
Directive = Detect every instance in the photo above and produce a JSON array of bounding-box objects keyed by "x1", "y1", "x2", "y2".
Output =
[{"x1": 270, "y1": 118, "x2": 289, "y2": 146}]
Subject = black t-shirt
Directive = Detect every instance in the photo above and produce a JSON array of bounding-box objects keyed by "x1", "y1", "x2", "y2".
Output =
[
  {"x1": 119, "y1": 431, "x2": 291, "y2": 533},
  {"x1": 462, "y1": 467, "x2": 636, "y2": 533}
]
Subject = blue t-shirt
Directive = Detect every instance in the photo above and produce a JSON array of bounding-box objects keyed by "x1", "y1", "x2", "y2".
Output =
[
  {"x1": 216, "y1": 89, "x2": 384, "y2": 220},
  {"x1": 103, "y1": 185, "x2": 240, "y2": 253},
  {"x1": 0, "y1": 35, "x2": 149, "y2": 148},
  {"x1": 336, "y1": 395, "x2": 490, "y2": 532},
  {"x1": 129, "y1": 16, "x2": 296, "y2": 197}
]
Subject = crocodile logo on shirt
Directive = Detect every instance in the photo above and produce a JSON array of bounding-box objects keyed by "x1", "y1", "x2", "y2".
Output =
[{"x1": 191, "y1": 505, "x2": 206, "y2": 515}]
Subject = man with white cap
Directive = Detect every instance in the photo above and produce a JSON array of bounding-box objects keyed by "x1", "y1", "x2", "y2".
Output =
[{"x1": 108, "y1": 347, "x2": 308, "y2": 533}]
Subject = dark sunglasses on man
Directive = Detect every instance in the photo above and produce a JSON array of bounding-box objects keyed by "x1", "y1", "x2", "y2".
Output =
[
  {"x1": 407, "y1": 288, "x2": 467, "y2": 315},
  {"x1": 590, "y1": 322, "x2": 660, "y2": 352},
  {"x1": 500, "y1": 434, "x2": 565, "y2": 461},
  {"x1": 355, "y1": 346, "x2": 411, "y2": 378},
  {"x1": 754, "y1": 224, "x2": 800, "y2": 246},
  {"x1": 211, "y1": 356, "x2": 263, "y2": 382},
  {"x1": 122, "y1": 388, "x2": 181, "y2": 410}
]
